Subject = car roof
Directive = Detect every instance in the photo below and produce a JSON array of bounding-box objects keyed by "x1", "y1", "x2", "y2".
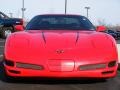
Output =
[{"x1": 37, "y1": 14, "x2": 82, "y2": 17}]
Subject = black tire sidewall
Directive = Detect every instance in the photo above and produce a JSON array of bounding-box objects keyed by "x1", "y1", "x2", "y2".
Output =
[{"x1": 0, "y1": 27, "x2": 13, "y2": 39}]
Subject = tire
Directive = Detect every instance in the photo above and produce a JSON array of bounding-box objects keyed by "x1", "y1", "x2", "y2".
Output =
[
  {"x1": 0, "y1": 27, "x2": 13, "y2": 39},
  {"x1": 1, "y1": 60, "x2": 18, "y2": 82},
  {"x1": 3, "y1": 66, "x2": 17, "y2": 82}
]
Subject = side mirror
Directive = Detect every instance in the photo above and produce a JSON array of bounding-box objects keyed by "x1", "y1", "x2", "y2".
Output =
[
  {"x1": 96, "y1": 26, "x2": 106, "y2": 32},
  {"x1": 14, "y1": 25, "x2": 24, "y2": 31}
]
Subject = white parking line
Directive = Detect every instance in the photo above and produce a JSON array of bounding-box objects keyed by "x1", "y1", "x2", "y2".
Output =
[
  {"x1": 0, "y1": 55, "x2": 3, "y2": 58},
  {"x1": 0, "y1": 46, "x2": 4, "y2": 48},
  {"x1": 117, "y1": 44, "x2": 120, "y2": 63},
  {"x1": 0, "y1": 41, "x2": 5, "y2": 42}
]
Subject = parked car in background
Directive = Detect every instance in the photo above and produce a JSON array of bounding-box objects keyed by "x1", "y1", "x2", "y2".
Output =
[
  {"x1": 0, "y1": 11, "x2": 24, "y2": 38},
  {"x1": 116, "y1": 30, "x2": 120, "y2": 37},
  {"x1": 105, "y1": 30, "x2": 120, "y2": 40}
]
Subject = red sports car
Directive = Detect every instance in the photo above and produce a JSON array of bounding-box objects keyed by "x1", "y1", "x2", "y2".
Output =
[{"x1": 3, "y1": 14, "x2": 118, "y2": 79}]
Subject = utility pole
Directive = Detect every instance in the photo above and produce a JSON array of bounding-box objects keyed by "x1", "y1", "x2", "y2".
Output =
[
  {"x1": 21, "y1": 0, "x2": 26, "y2": 19},
  {"x1": 65, "y1": 0, "x2": 67, "y2": 14},
  {"x1": 85, "y1": 7, "x2": 90, "y2": 18}
]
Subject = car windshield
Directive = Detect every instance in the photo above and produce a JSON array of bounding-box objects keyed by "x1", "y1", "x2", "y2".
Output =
[{"x1": 26, "y1": 15, "x2": 95, "y2": 30}]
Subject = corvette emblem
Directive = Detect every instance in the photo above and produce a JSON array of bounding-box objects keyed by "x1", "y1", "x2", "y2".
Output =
[{"x1": 56, "y1": 49, "x2": 64, "y2": 54}]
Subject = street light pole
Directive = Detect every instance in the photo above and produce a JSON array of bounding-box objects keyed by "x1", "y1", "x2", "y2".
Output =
[
  {"x1": 65, "y1": 0, "x2": 67, "y2": 14},
  {"x1": 21, "y1": 0, "x2": 26, "y2": 19},
  {"x1": 85, "y1": 7, "x2": 90, "y2": 18}
]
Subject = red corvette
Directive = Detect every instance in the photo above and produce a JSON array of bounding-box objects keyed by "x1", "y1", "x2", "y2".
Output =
[{"x1": 3, "y1": 14, "x2": 118, "y2": 79}]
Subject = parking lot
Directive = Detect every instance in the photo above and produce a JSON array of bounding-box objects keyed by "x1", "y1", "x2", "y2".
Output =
[{"x1": 0, "y1": 39, "x2": 120, "y2": 90}]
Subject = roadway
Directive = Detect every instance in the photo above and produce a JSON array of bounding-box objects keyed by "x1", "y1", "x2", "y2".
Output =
[{"x1": 0, "y1": 39, "x2": 120, "y2": 90}]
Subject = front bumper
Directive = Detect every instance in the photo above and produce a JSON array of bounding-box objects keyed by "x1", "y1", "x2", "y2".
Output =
[{"x1": 4, "y1": 64, "x2": 118, "y2": 78}]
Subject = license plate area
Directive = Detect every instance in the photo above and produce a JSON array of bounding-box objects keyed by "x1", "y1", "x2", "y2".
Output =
[{"x1": 48, "y1": 60, "x2": 74, "y2": 72}]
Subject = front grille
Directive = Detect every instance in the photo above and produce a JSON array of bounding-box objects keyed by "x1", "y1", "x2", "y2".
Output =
[
  {"x1": 79, "y1": 63, "x2": 106, "y2": 70},
  {"x1": 16, "y1": 62, "x2": 44, "y2": 70}
]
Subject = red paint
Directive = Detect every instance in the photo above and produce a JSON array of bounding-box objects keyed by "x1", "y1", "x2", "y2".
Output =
[
  {"x1": 14, "y1": 25, "x2": 24, "y2": 31},
  {"x1": 4, "y1": 15, "x2": 118, "y2": 79},
  {"x1": 96, "y1": 26, "x2": 106, "y2": 32}
]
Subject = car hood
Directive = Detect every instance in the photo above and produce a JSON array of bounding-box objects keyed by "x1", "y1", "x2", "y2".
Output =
[
  {"x1": 27, "y1": 30, "x2": 94, "y2": 48},
  {"x1": 5, "y1": 30, "x2": 117, "y2": 64}
]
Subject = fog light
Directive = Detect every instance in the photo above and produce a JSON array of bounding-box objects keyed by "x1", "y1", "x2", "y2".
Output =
[
  {"x1": 80, "y1": 64, "x2": 106, "y2": 70},
  {"x1": 108, "y1": 61, "x2": 116, "y2": 67},
  {"x1": 8, "y1": 70, "x2": 20, "y2": 74},
  {"x1": 16, "y1": 62, "x2": 44, "y2": 70},
  {"x1": 4, "y1": 60, "x2": 14, "y2": 67},
  {"x1": 102, "y1": 71, "x2": 114, "y2": 75}
]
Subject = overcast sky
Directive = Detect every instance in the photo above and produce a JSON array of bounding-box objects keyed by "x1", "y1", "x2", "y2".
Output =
[{"x1": 0, "y1": 0, "x2": 120, "y2": 25}]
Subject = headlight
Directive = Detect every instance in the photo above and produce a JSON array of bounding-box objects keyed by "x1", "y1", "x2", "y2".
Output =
[
  {"x1": 108, "y1": 61, "x2": 117, "y2": 67},
  {"x1": 16, "y1": 62, "x2": 44, "y2": 70},
  {"x1": 79, "y1": 63, "x2": 106, "y2": 70},
  {"x1": 4, "y1": 60, "x2": 14, "y2": 67}
]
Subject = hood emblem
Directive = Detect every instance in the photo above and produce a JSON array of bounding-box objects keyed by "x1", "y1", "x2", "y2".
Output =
[{"x1": 56, "y1": 49, "x2": 64, "y2": 54}]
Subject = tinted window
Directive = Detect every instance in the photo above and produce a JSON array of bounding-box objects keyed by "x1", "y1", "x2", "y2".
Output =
[{"x1": 26, "y1": 15, "x2": 95, "y2": 30}]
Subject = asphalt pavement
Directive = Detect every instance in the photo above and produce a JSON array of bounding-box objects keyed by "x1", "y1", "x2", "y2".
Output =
[{"x1": 0, "y1": 39, "x2": 120, "y2": 90}]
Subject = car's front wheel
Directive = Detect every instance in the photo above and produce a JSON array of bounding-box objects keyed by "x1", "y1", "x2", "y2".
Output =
[
  {"x1": 0, "y1": 27, "x2": 13, "y2": 39},
  {"x1": 3, "y1": 67, "x2": 18, "y2": 82}
]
